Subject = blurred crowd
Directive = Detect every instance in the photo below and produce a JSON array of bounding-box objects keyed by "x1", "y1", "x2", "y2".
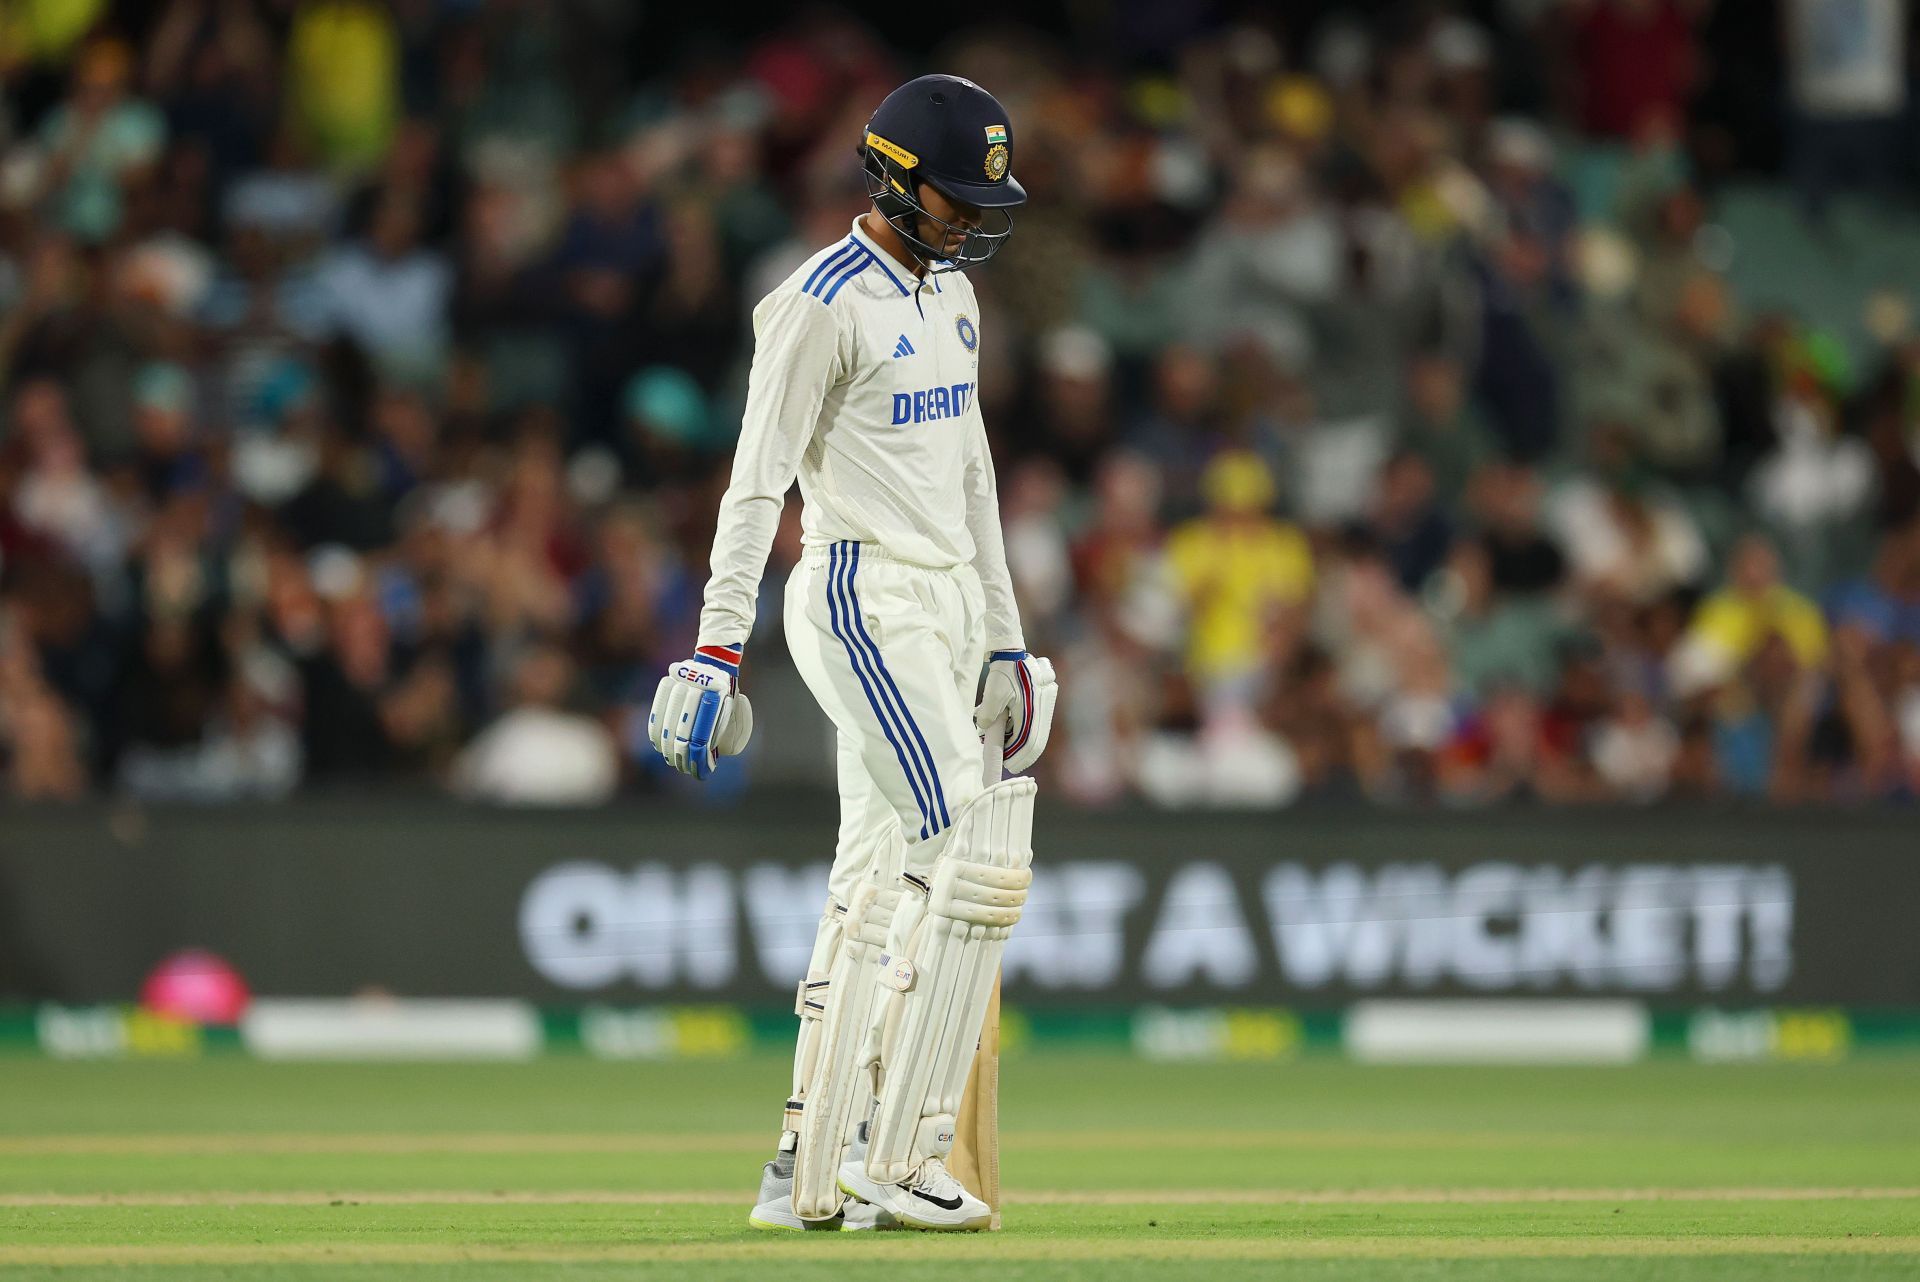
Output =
[{"x1": 3, "y1": 0, "x2": 1920, "y2": 807}]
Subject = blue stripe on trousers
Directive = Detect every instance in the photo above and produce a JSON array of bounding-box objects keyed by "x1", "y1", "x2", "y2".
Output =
[
  {"x1": 826, "y1": 541, "x2": 931, "y2": 840},
  {"x1": 833, "y1": 540, "x2": 942, "y2": 836},
  {"x1": 843, "y1": 542, "x2": 951, "y2": 832}
]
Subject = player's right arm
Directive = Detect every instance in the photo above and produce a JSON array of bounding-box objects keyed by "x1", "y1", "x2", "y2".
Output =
[{"x1": 650, "y1": 288, "x2": 845, "y2": 779}]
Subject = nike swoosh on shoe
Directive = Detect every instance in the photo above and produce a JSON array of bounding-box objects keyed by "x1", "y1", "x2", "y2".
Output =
[{"x1": 909, "y1": 1187, "x2": 964, "y2": 1211}]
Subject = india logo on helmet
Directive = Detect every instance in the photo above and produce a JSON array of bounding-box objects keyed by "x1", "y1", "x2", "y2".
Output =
[{"x1": 984, "y1": 125, "x2": 1010, "y2": 179}]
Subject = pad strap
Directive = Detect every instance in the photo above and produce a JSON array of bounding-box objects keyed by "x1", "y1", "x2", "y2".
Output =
[{"x1": 780, "y1": 899, "x2": 843, "y2": 1138}]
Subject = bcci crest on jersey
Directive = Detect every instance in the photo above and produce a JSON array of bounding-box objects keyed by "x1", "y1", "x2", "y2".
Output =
[{"x1": 892, "y1": 381, "x2": 976, "y2": 425}]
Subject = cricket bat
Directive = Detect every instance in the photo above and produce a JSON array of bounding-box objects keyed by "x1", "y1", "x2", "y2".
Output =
[{"x1": 948, "y1": 712, "x2": 1007, "y2": 1229}]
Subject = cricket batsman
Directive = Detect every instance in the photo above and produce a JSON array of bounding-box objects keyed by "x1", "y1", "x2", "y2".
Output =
[{"x1": 648, "y1": 75, "x2": 1058, "y2": 1231}]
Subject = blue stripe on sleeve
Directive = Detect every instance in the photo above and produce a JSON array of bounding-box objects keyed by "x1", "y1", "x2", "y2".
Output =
[
  {"x1": 821, "y1": 251, "x2": 872, "y2": 303},
  {"x1": 802, "y1": 240, "x2": 862, "y2": 296}
]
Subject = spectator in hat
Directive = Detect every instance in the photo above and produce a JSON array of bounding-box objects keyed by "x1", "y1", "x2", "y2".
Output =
[
  {"x1": 1165, "y1": 451, "x2": 1313, "y2": 690},
  {"x1": 129, "y1": 362, "x2": 206, "y2": 501},
  {"x1": 624, "y1": 365, "x2": 719, "y2": 488}
]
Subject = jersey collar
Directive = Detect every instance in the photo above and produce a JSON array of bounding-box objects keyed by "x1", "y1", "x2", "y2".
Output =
[{"x1": 849, "y1": 218, "x2": 923, "y2": 297}]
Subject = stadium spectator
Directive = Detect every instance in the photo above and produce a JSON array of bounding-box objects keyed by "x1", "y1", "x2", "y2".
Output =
[
  {"x1": 312, "y1": 186, "x2": 451, "y2": 380},
  {"x1": 35, "y1": 37, "x2": 164, "y2": 243},
  {"x1": 1165, "y1": 452, "x2": 1313, "y2": 693},
  {"x1": 284, "y1": 0, "x2": 399, "y2": 175},
  {"x1": 1566, "y1": 0, "x2": 1697, "y2": 142},
  {"x1": 1673, "y1": 534, "x2": 1830, "y2": 695},
  {"x1": 1782, "y1": 0, "x2": 1910, "y2": 217},
  {"x1": 451, "y1": 642, "x2": 617, "y2": 806}
]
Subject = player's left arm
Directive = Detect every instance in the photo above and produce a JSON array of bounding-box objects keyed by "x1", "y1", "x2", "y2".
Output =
[{"x1": 962, "y1": 419, "x2": 1057, "y2": 774}]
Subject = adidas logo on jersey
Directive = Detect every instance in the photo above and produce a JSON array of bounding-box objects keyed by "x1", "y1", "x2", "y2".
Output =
[
  {"x1": 892, "y1": 335, "x2": 915, "y2": 358},
  {"x1": 891, "y1": 382, "x2": 975, "y2": 425}
]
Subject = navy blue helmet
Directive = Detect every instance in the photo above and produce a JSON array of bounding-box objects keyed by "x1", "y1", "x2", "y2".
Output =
[{"x1": 861, "y1": 74, "x2": 1025, "y2": 271}]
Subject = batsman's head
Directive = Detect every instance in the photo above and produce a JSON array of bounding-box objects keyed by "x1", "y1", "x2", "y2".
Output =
[{"x1": 860, "y1": 74, "x2": 1025, "y2": 272}]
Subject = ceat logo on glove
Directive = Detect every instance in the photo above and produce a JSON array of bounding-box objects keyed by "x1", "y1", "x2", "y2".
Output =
[{"x1": 674, "y1": 665, "x2": 714, "y2": 686}]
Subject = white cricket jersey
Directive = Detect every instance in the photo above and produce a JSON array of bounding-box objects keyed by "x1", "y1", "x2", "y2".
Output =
[{"x1": 696, "y1": 218, "x2": 1024, "y2": 657}]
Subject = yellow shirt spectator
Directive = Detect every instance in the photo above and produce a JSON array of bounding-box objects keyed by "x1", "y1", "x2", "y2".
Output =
[
  {"x1": 1669, "y1": 536, "x2": 1830, "y2": 695},
  {"x1": 287, "y1": 0, "x2": 398, "y2": 173},
  {"x1": 1165, "y1": 453, "x2": 1314, "y2": 682},
  {"x1": 0, "y1": 0, "x2": 106, "y2": 71},
  {"x1": 1687, "y1": 584, "x2": 1829, "y2": 669}
]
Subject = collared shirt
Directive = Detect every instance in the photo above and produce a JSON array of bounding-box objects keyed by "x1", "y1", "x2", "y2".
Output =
[{"x1": 697, "y1": 218, "x2": 1023, "y2": 655}]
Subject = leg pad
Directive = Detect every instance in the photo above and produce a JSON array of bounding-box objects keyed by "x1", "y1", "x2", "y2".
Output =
[
  {"x1": 865, "y1": 778, "x2": 1035, "y2": 1185},
  {"x1": 791, "y1": 872, "x2": 902, "y2": 1218}
]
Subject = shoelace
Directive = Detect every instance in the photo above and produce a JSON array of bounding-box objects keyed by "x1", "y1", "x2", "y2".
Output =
[{"x1": 911, "y1": 1157, "x2": 962, "y2": 1196}]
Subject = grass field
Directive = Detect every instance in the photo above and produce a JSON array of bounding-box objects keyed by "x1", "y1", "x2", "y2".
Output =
[{"x1": 3, "y1": 1052, "x2": 1918, "y2": 1279}]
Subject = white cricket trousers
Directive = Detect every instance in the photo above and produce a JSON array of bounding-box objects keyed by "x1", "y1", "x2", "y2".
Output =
[{"x1": 784, "y1": 539, "x2": 987, "y2": 907}]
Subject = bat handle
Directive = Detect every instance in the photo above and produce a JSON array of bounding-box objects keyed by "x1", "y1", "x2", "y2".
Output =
[{"x1": 982, "y1": 711, "x2": 1009, "y2": 786}]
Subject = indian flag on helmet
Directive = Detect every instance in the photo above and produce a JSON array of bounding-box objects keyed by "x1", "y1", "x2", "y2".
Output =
[{"x1": 985, "y1": 124, "x2": 1008, "y2": 145}]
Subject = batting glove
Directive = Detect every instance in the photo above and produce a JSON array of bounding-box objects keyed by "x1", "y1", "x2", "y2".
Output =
[
  {"x1": 649, "y1": 644, "x2": 754, "y2": 780},
  {"x1": 975, "y1": 650, "x2": 1057, "y2": 774}
]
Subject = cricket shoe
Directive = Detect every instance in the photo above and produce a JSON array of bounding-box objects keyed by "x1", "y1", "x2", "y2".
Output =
[
  {"x1": 746, "y1": 1147, "x2": 842, "y2": 1231},
  {"x1": 838, "y1": 1154, "x2": 991, "y2": 1231},
  {"x1": 836, "y1": 1120, "x2": 898, "y2": 1231},
  {"x1": 841, "y1": 1198, "x2": 898, "y2": 1231}
]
